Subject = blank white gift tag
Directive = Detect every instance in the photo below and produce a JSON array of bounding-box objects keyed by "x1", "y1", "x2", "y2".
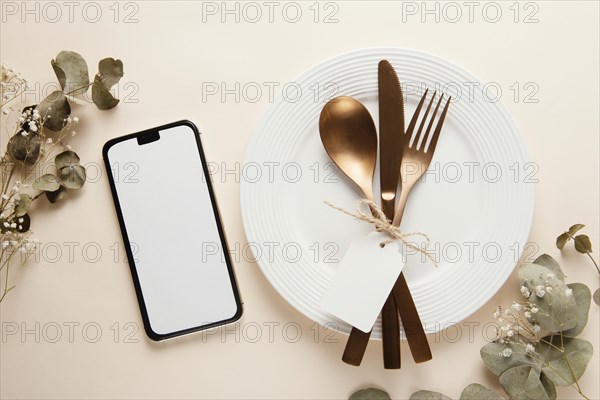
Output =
[{"x1": 321, "y1": 231, "x2": 406, "y2": 333}]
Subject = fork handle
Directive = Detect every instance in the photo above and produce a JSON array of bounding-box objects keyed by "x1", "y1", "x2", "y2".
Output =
[
  {"x1": 392, "y1": 185, "x2": 432, "y2": 363},
  {"x1": 394, "y1": 273, "x2": 432, "y2": 363}
]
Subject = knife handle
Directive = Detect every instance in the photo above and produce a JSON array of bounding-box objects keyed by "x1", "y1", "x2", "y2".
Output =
[
  {"x1": 393, "y1": 273, "x2": 432, "y2": 363},
  {"x1": 381, "y1": 293, "x2": 401, "y2": 368}
]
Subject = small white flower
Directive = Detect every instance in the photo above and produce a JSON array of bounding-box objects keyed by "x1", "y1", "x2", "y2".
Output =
[
  {"x1": 47, "y1": 138, "x2": 53, "y2": 144},
  {"x1": 71, "y1": 130, "x2": 76, "y2": 136},
  {"x1": 18, "y1": 218, "x2": 23, "y2": 223},
  {"x1": 531, "y1": 307, "x2": 539, "y2": 314},
  {"x1": 524, "y1": 311, "x2": 532, "y2": 319},
  {"x1": 564, "y1": 288, "x2": 573, "y2": 298},
  {"x1": 546, "y1": 286, "x2": 553, "y2": 293},
  {"x1": 547, "y1": 273, "x2": 555, "y2": 279},
  {"x1": 507, "y1": 330, "x2": 514, "y2": 337},
  {"x1": 2, "y1": 109, "x2": 8, "y2": 115},
  {"x1": 502, "y1": 348, "x2": 513, "y2": 358},
  {"x1": 511, "y1": 302, "x2": 522, "y2": 311},
  {"x1": 533, "y1": 324, "x2": 541, "y2": 334},
  {"x1": 66, "y1": 117, "x2": 72, "y2": 123},
  {"x1": 73, "y1": 117, "x2": 79, "y2": 123},
  {"x1": 520, "y1": 285, "x2": 531, "y2": 298},
  {"x1": 535, "y1": 285, "x2": 546, "y2": 298},
  {"x1": 525, "y1": 343, "x2": 535, "y2": 355},
  {"x1": 2, "y1": 222, "x2": 9, "y2": 228},
  {"x1": 21, "y1": 131, "x2": 29, "y2": 136},
  {"x1": 493, "y1": 309, "x2": 500, "y2": 319},
  {"x1": 1, "y1": 194, "x2": 8, "y2": 200},
  {"x1": 10, "y1": 222, "x2": 16, "y2": 228}
]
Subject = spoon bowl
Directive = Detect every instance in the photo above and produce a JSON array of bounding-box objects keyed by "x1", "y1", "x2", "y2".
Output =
[{"x1": 319, "y1": 96, "x2": 378, "y2": 200}]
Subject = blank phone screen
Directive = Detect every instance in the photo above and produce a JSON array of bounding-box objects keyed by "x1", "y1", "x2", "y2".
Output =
[{"x1": 105, "y1": 123, "x2": 240, "y2": 338}]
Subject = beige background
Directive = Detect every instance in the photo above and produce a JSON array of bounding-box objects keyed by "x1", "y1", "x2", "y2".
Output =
[{"x1": 1, "y1": 1, "x2": 598, "y2": 399}]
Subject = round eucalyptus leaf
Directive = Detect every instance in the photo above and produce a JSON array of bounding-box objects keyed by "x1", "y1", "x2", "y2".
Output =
[
  {"x1": 519, "y1": 263, "x2": 577, "y2": 332},
  {"x1": 593, "y1": 289, "x2": 599, "y2": 306},
  {"x1": 480, "y1": 342, "x2": 536, "y2": 376},
  {"x1": 0, "y1": 215, "x2": 29, "y2": 234},
  {"x1": 33, "y1": 174, "x2": 60, "y2": 192},
  {"x1": 51, "y1": 50, "x2": 89, "y2": 98},
  {"x1": 14, "y1": 194, "x2": 32, "y2": 217},
  {"x1": 7, "y1": 132, "x2": 41, "y2": 165},
  {"x1": 59, "y1": 164, "x2": 86, "y2": 189},
  {"x1": 556, "y1": 233, "x2": 569, "y2": 250},
  {"x1": 408, "y1": 390, "x2": 451, "y2": 400},
  {"x1": 19, "y1": 104, "x2": 37, "y2": 132},
  {"x1": 499, "y1": 366, "x2": 552, "y2": 400},
  {"x1": 36, "y1": 90, "x2": 71, "y2": 131},
  {"x1": 15, "y1": 213, "x2": 31, "y2": 233},
  {"x1": 349, "y1": 389, "x2": 391, "y2": 400},
  {"x1": 562, "y1": 283, "x2": 591, "y2": 337},
  {"x1": 536, "y1": 336, "x2": 593, "y2": 386},
  {"x1": 459, "y1": 384, "x2": 503, "y2": 400},
  {"x1": 540, "y1": 373, "x2": 557, "y2": 400},
  {"x1": 55, "y1": 150, "x2": 80, "y2": 170},
  {"x1": 574, "y1": 235, "x2": 592, "y2": 254},
  {"x1": 568, "y1": 224, "x2": 586, "y2": 236},
  {"x1": 45, "y1": 185, "x2": 68, "y2": 203},
  {"x1": 97, "y1": 58, "x2": 124, "y2": 89},
  {"x1": 532, "y1": 254, "x2": 564, "y2": 281},
  {"x1": 91, "y1": 75, "x2": 119, "y2": 110}
]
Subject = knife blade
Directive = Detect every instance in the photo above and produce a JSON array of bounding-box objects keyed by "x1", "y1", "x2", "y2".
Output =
[
  {"x1": 378, "y1": 59, "x2": 405, "y2": 369},
  {"x1": 378, "y1": 60, "x2": 405, "y2": 219}
]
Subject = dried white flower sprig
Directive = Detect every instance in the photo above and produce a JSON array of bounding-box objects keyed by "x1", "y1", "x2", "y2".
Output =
[
  {"x1": 409, "y1": 251, "x2": 594, "y2": 400},
  {"x1": 1, "y1": 51, "x2": 124, "y2": 302},
  {"x1": 480, "y1": 254, "x2": 593, "y2": 400}
]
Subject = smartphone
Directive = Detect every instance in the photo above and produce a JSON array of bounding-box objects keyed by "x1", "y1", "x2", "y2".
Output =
[{"x1": 103, "y1": 120, "x2": 242, "y2": 340}]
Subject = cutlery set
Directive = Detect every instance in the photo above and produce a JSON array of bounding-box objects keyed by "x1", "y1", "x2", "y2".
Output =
[{"x1": 319, "y1": 60, "x2": 451, "y2": 368}]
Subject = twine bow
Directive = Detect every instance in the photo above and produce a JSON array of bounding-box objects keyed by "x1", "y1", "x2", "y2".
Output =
[{"x1": 325, "y1": 199, "x2": 438, "y2": 266}]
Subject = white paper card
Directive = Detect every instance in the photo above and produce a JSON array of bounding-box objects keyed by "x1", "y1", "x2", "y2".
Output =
[{"x1": 320, "y1": 231, "x2": 406, "y2": 333}]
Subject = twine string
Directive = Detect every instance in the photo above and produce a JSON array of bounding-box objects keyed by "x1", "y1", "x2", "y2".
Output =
[{"x1": 325, "y1": 199, "x2": 438, "y2": 266}]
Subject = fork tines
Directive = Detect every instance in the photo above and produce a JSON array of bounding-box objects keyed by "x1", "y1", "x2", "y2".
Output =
[{"x1": 408, "y1": 90, "x2": 451, "y2": 154}]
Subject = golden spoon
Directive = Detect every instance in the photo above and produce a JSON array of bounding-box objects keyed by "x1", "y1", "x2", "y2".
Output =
[
  {"x1": 319, "y1": 96, "x2": 377, "y2": 202},
  {"x1": 319, "y1": 96, "x2": 378, "y2": 365}
]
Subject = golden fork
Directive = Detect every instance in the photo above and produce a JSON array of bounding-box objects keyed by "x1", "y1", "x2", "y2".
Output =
[{"x1": 392, "y1": 89, "x2": 451, "y2": 362}]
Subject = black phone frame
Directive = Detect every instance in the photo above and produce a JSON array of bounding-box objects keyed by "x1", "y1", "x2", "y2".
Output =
[{"x1": 102, "y1": 120, "x2": 243, "y2": 341}]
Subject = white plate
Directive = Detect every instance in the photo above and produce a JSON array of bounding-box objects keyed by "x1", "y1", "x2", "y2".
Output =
[{"x1": 241, "y1": 48, "x2": 534, "y2": 338}]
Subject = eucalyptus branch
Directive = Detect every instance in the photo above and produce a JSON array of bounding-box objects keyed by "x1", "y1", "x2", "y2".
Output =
[{"x1": 0, "y1": 52, "x2": 124, "y2": 302}]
